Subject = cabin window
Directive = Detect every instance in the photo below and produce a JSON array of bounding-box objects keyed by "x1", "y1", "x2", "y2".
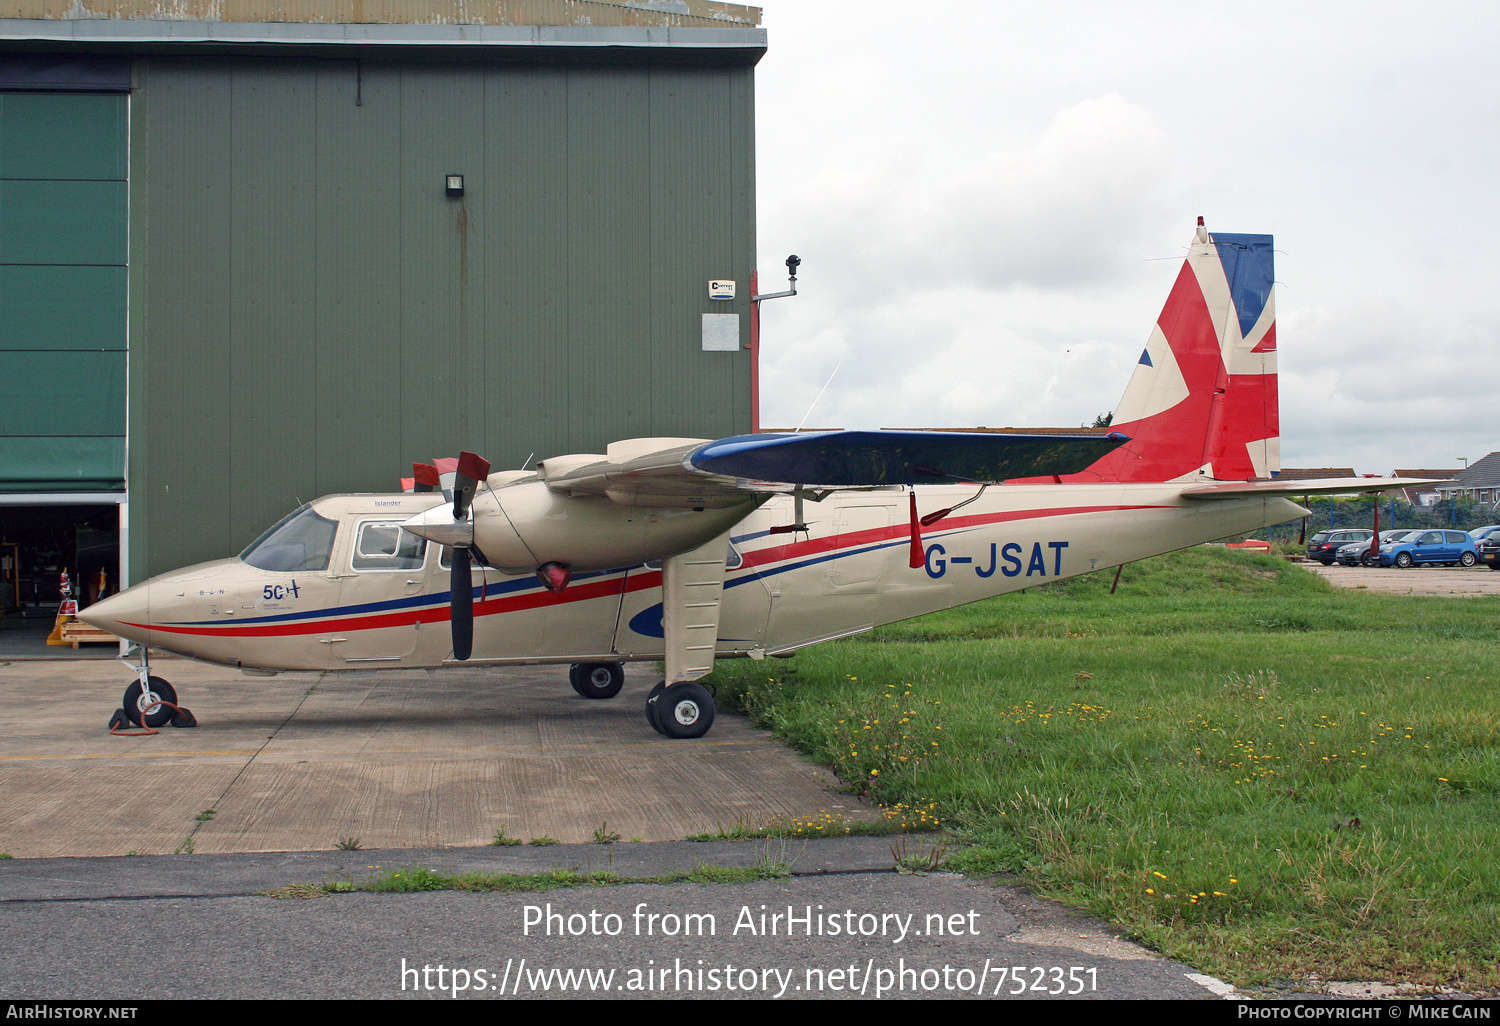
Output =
[
  {"x1": 352, "y1": 522, "x2": 427, "y2": 571},
  {"x1": 240, "y1": 505, "x2": 339, "y2": 572}
]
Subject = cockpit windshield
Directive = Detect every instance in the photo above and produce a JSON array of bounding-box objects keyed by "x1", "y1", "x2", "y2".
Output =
[{"x1": 239, "y1": 504, "x2": 339, "y2": 572}]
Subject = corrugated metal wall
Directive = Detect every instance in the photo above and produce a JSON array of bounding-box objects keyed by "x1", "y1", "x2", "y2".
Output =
[
  {"x1": 129, "y1": 57, "x2": 755, "y2": 577},
  {"x1": 0, "y1": 91, "x2": 128, "y2": 491}
]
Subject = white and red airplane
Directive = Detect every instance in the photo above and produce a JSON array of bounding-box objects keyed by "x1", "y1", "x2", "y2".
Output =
[{"x1": 83, "y1": 219, "x2": 1417, "y2": 738}]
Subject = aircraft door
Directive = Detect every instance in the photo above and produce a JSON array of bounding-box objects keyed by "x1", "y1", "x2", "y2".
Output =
[
  {"x1": 764, "y1": 498, "x2": 897, "y2": 653},
  {"x1": 333, "y1": 519, "x2": 428, "y2": 663},
  {"x1": 823, "y1": 502, "x2": 897, "y2": 595},
  {"x1": 714, "y1": 539, "x2": 772, "y2": 655}
]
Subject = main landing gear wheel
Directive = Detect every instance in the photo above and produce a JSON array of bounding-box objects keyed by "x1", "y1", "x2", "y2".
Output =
[
  {"x1": 653, "y1": 682, "x2": 716, "y2": 740},
  {"x1": 569, "y1": 662, "x2": 625, "y2": 699},
  {"x1": 645, "y1": 682, "x2": 668, "y2": 735},
  {"x1": 122, "y1": 677, "x2": 177, "y2": 729}
]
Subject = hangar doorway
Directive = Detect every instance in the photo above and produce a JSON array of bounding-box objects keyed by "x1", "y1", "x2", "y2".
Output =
[{"x1": 0, "y1": 499, "x2": 122, "y2": 659}]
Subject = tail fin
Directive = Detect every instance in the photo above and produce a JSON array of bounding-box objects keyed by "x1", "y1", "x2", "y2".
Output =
[{"x1": 1075, "y1": 219, "x2": 1279, "y2": 483}]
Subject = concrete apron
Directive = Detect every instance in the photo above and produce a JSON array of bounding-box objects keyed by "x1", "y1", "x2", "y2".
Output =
[
  {"x1": 0, "y1": 659, "x2": 873, "y2": 858},
  {"x1": 1305, "y1": 563, "x2": 1500, "y2": 597}
]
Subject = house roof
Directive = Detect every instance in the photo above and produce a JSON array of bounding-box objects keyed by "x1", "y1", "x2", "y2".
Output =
[
  {"x1": 1392, "y1": 469, "x2": 1459, "y2": 504},
  {"x1": 1445, "y1": 452, "x2": 1500, "y2": 490}
]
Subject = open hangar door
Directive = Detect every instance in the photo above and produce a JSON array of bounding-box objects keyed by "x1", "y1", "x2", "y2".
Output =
[{"x1": 0, "y1": 499, "x2": 122, "y2": 656}]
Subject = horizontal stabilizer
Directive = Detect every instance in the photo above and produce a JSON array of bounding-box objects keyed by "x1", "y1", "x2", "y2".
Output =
[
  {"x1": 689, "y1": 431, "x2": 1131, "y2": 487},
  {"x1": 1180, "y1": 477, "x2": 1440, "y2": 500}
]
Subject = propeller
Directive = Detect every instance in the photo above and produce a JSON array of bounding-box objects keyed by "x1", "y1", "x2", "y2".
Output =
[{"x1": 447, "y1": 450, "x2": 491, "y2": 661}]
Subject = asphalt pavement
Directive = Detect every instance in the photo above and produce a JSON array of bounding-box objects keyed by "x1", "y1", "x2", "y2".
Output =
[{"x1": 0, "y1": 837, "x2": 1227, "y2": 1001}]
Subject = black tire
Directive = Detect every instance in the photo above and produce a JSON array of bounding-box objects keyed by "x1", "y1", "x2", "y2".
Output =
[
  {"x1": 122, "y1": 677, "x2": 177, "y2": 728},
  {"x1": 1460, "y1": 552, "x2": 1478, "y2": 567},
  {"x1": 645, "y1": 681, "x2": 667, "y2": 735},
  {"x1": 569, "y1": 662, "x2": 625, "y2": 699},
  {"x1": 1319, "y1": 559, "x2": 1335, "y2": 566},
  {"x1": 657, "y1": 683, "x2": 715, "y2": 740},
  {"x1": 1394, "y1": 552, "x2": 1413, "y2": 569}
]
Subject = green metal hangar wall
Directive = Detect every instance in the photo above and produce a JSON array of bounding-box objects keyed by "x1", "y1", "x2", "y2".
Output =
[{"x1": 0, "y1": 0, "x2": 763, "y2": 597}]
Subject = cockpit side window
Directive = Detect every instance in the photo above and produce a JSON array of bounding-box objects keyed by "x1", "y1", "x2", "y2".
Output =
[
  {"x1": 353, "y1": 522, "x2": 427, "y2": 571},
  {"x1": 240, "y1": 505, "x2": 339, "y2": 572}
]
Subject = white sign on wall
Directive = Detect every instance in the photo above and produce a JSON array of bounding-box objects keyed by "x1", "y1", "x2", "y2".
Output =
[{"x1": 701, "y1": 313, "x2": 740, "y2": 351}]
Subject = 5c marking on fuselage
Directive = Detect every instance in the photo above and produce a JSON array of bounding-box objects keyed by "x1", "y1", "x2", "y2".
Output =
[{"x1": 924, "y1": 541, "x2": 1069, "y2": 580}]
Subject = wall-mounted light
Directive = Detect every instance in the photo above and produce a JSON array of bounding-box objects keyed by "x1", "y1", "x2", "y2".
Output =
[{"x1": 445, "y1": 174, "x2": 464, "y2": 198}]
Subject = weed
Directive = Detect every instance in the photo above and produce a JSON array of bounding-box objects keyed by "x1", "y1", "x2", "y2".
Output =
[
  {"x1": 891, "y1": 836, "x2": 949, "y2": 875},
  {"x1": 490, "y1": 827, "x2": 522, "y2": 847},
  {"x1": 262, "y1": 882, "x2": 329, "y2": 900},
  {"x1": 753, "y1": 839, "x2": 796, "y2": 879},
  {"x1": 173, "y1": 836, "x2": 195, "y2": 855},
  {"x1": 334, "y1": 836, "x2": 363, "y2": 851},
  {"x1": 592, "y1": 822, "x2": 621, "y2": 845},
  {"x1": 0, "y1": 852, "x2": 11, "y2": 859},
  {"x1": 686, "y1": 811, "x2": 903, "y2": 842},
  {"x1": 530, "y1": 836, "x2": 559, "y2": 846},
  {"x1": 194, "y1": 809, "x2": 216, "y2": 822}
]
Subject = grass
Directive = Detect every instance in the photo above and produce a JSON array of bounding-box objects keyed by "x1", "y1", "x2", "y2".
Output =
[
  {"x1": 703, "y1": 546, "x2": 1500, "y2": 991},
  {"x1": 490, "y1": 827, "x2": 522, "y2": 847},
  {"x1": 684, "y1": 803, "x2": 939, "y2": 841},
  {"x1": 263, "y1": 855, "x2": 793, "y2": 899}
]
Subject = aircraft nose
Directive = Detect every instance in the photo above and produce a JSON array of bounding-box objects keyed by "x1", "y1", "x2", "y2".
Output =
[
  {"x1": 402, "y1": 505, "x2": 473, "y2": 546},
  {"x1": 78, "y1": 583, "x2": 150, "y2": 642}
]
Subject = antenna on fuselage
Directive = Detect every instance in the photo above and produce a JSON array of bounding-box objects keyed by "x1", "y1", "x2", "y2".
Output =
[{"x1": 794, "y1": 363, "x2": 842, "y2": 433}]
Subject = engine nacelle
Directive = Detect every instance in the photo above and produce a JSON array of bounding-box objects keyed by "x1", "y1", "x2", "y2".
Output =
[{"x1": 406, "y1": 481, "x2": 758, "y2": 574}]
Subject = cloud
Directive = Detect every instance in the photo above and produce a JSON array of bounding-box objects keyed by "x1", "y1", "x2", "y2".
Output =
[
  {"x1": 764, "y1": 95, "x2": 1172, "y2": 302},
  {"x1": 758, "y1": 95, "x2": 1180, "y2": 431}
]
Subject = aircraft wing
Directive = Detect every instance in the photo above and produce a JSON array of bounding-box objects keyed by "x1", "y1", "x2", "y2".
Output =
[
  {"x1": 539, "y1": 430, "x2": 1131, "y2": 508},
  {"x1": 1179, "y1": 477, "x2": 1440, "y2": 500}
]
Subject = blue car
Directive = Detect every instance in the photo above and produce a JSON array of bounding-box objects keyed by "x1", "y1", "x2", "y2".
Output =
[{"x1": 1376, "y1": 529, "x2": 1480, "y2": 568}]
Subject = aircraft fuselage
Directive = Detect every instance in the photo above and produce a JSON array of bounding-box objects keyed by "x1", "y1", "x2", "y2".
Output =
[{"x1": 84, "y1": 482, "x2": 1303, "y2": 674}]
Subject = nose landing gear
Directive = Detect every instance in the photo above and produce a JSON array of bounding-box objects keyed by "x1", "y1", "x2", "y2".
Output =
[{"x1": 107, "y1": 648, "x2": 197, "y2": 734}]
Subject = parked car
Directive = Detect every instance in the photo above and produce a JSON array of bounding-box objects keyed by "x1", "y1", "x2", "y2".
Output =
[
  {"x1": 1374, "y1": 529, "x2": 1480, "y2": 568},
  {"x1": 1479, "y1": 534, "x2": 1500, "y2": 571},
  {"x1": 1468, "y1": 525, "x2": 1500, "y2": 545},
  {"x1": 1335, "y1": 530, "x2": 1416, "y2": 566},
  {"x1": 1306, "y1": 529, "x2": 1374, "y2": 565}
]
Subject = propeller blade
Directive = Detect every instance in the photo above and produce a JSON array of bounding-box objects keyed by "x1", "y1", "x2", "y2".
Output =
[
  {"x1": 452, "y1": 451, "x2": 492, "y2": 520},
  {"x1": 412, "y1": 462, "x2": 441, "y2": 493},
  {"x1": 450, "y1": 546, "x2": 474, "y2": 661}
]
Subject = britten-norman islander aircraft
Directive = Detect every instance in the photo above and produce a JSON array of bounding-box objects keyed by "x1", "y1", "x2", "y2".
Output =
[{"x1": 83, "y1": 220, "x2": 1424, "y2": 738}]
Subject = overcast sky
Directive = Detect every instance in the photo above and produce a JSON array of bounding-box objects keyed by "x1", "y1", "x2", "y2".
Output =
[{"x1": 749, "y1": 1, "x2": 1500, "y2": 473}]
